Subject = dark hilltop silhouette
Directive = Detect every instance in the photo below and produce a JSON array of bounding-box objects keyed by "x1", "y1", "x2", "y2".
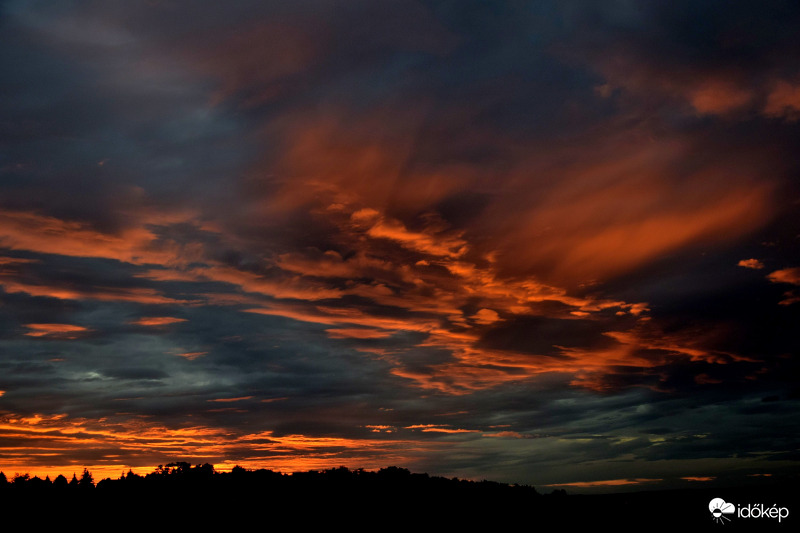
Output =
[{"x1": 1, "y1": 464, "x2": 793, "y2": 530}]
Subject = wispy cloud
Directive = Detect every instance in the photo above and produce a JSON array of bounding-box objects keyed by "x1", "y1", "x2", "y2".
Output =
[{"x1": 23, "y1": 323, "x2": 90, "y2": 339}]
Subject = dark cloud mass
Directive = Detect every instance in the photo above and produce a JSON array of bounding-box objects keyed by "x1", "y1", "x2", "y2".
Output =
[{"x1": 0, "y1": 0, "x2": 798, "y2": 491}]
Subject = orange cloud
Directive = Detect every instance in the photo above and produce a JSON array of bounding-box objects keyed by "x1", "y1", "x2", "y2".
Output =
[
  {"x1": 405, "y1": 425, "x2": 479, "y2": 434},
  {"x1": 0, "y1": 411, "x2": 440, "y2": 480},
  {"x1": 361, "y1": 213, "x2": 467, "y2": 259},
  {"x1": 768, "y1": 267, "x2": 800, "y2": 305},
  {"x1": 767, "y1": 267, "x2": 800, "y2": 285},
  {"x1": 777, "y1": 294, "x2": 800, "y2": 306},
  {"x1": 545, "y1": 478, "x2": 661, "y2": 488},
  {"x1": 276, "y1": 250, "x2": 396, "y2": 280},
  {"x1": 130, "y1": 317, "x2": 187, "y2": 326},
  {"x1": 482, "y1": 431, "x2": 528, "y2": 439},
  {"x1": 241, "y1": 229, "x2": 697, "y2": 395},
  {"x1": 564, "y1": 324, "x2": 757, "y2": 392},
  {"x1": 598, "y1": 47, "x2": 799, "y2": 122},
  {"x1": 0, "y1": 278, "x2": 188, "y2": 304},
  {"x1": 0, "y1": 209, "x2": 163, "y2": 265},
  {"x1": 326, "y1": 328, "x2": 393, "y2": 339},
  {"x1": 252, "y1": 308, "x2": 532, "y2": 394},
  {"x1": 98, "y1": 107, "x2": 764, "y2": 397},
  {"x1": 0, "y1": 256, "x2": 38, "y2": 266},
  {"x1": 207, "y1": 396, "x2": 253, "y2": 403},
  {"x1": 152, "y1": 265, "x2": 343, "y2": 301},
  {"x1": 365, "y1": 425, "x2": 395, "y2": 433},
  {"x1": 588, "y1": 42, "x2": 772, "y2": 119},
  {"x1": 483, "y1": 138, "x2": 773, "y2": 284},
  {"x1": 764, "y1": 80, "x2": 800, "y2": 120},
  {"x1": 244, "y1": 244, "x2": 652, "y2": 394},
  {"x1": 23, "y1": 323, "x2": 89, "y2": 339},
  {"x1": 0, "y1": 207, "x2": 223, "y2": 276},
  {"x1": 247, "y1": 302, "x2": 437, "y2": 333},
  {"x1": 260, "y1": 108, "x2": 476, "y2": 225},
  {"x1": 688, "y1": 79, "x2": 753, "y2": 115},
  {"x1": 738, "y1": 259, "x2": 764, "y2": 269},
  {"x1": 471, "y1": 309, "x2": 500, "y2": 325},
  {"x1": 174, "y1": 351, "x2": 208, "y2": 360},
  {"x1": 377, "y1": 315, "x2": 751, "y2": 395}
]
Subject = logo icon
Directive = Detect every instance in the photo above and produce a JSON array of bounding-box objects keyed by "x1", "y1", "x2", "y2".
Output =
[{"x1": 709, "y1": 498, "x2": 736, "y2": 524}]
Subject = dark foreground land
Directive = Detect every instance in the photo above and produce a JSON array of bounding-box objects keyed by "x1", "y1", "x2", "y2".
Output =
[{"x1": 1, "y1": 464, "x2": 795, "y2": 530}]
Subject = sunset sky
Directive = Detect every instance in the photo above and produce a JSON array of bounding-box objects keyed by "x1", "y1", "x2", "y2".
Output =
[{"x1": 1, "y1": 0, "x2": 799, "y2": 492}]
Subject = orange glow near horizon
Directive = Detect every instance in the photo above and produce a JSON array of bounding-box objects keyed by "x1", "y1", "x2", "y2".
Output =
[
  {"x1": 0, "y1": 411, "x2": 440, "y2": 481},
  {"x1": 544, "y1": 478, "x2": 662, "y2": 488}
]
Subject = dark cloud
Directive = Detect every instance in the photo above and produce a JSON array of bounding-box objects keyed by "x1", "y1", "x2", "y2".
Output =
[{"x1": 477, "y1": 316, "x2": 613, "y2": 356}]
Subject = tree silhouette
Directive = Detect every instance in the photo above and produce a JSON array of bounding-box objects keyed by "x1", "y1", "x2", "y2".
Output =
[
  {"x1": 193, "y1": 463, "x2": 214, "y2": 479},
  {"x1": 166, "y1": 461, "x2": 191, "y2": 475},
  {"x1": 79, "y1": 468, "x2": 94, "y2": 488},
  {"x1": 54, "y1": 474, "x2": 68, "y2": 489},
  {"x1": 28, "y1": 475, "x2": 50, "y2": 490}
]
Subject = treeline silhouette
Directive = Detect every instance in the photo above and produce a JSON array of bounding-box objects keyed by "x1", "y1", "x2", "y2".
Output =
[
  {"x1": 1, "y1": 462, "x2": 541, "y2": 499},
  {"x1": 0, "y1": 463, "x2": 551, "y2": 526},
  {"x1": 5, "y1": 464, "x2": 788, "y2": 528}
]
